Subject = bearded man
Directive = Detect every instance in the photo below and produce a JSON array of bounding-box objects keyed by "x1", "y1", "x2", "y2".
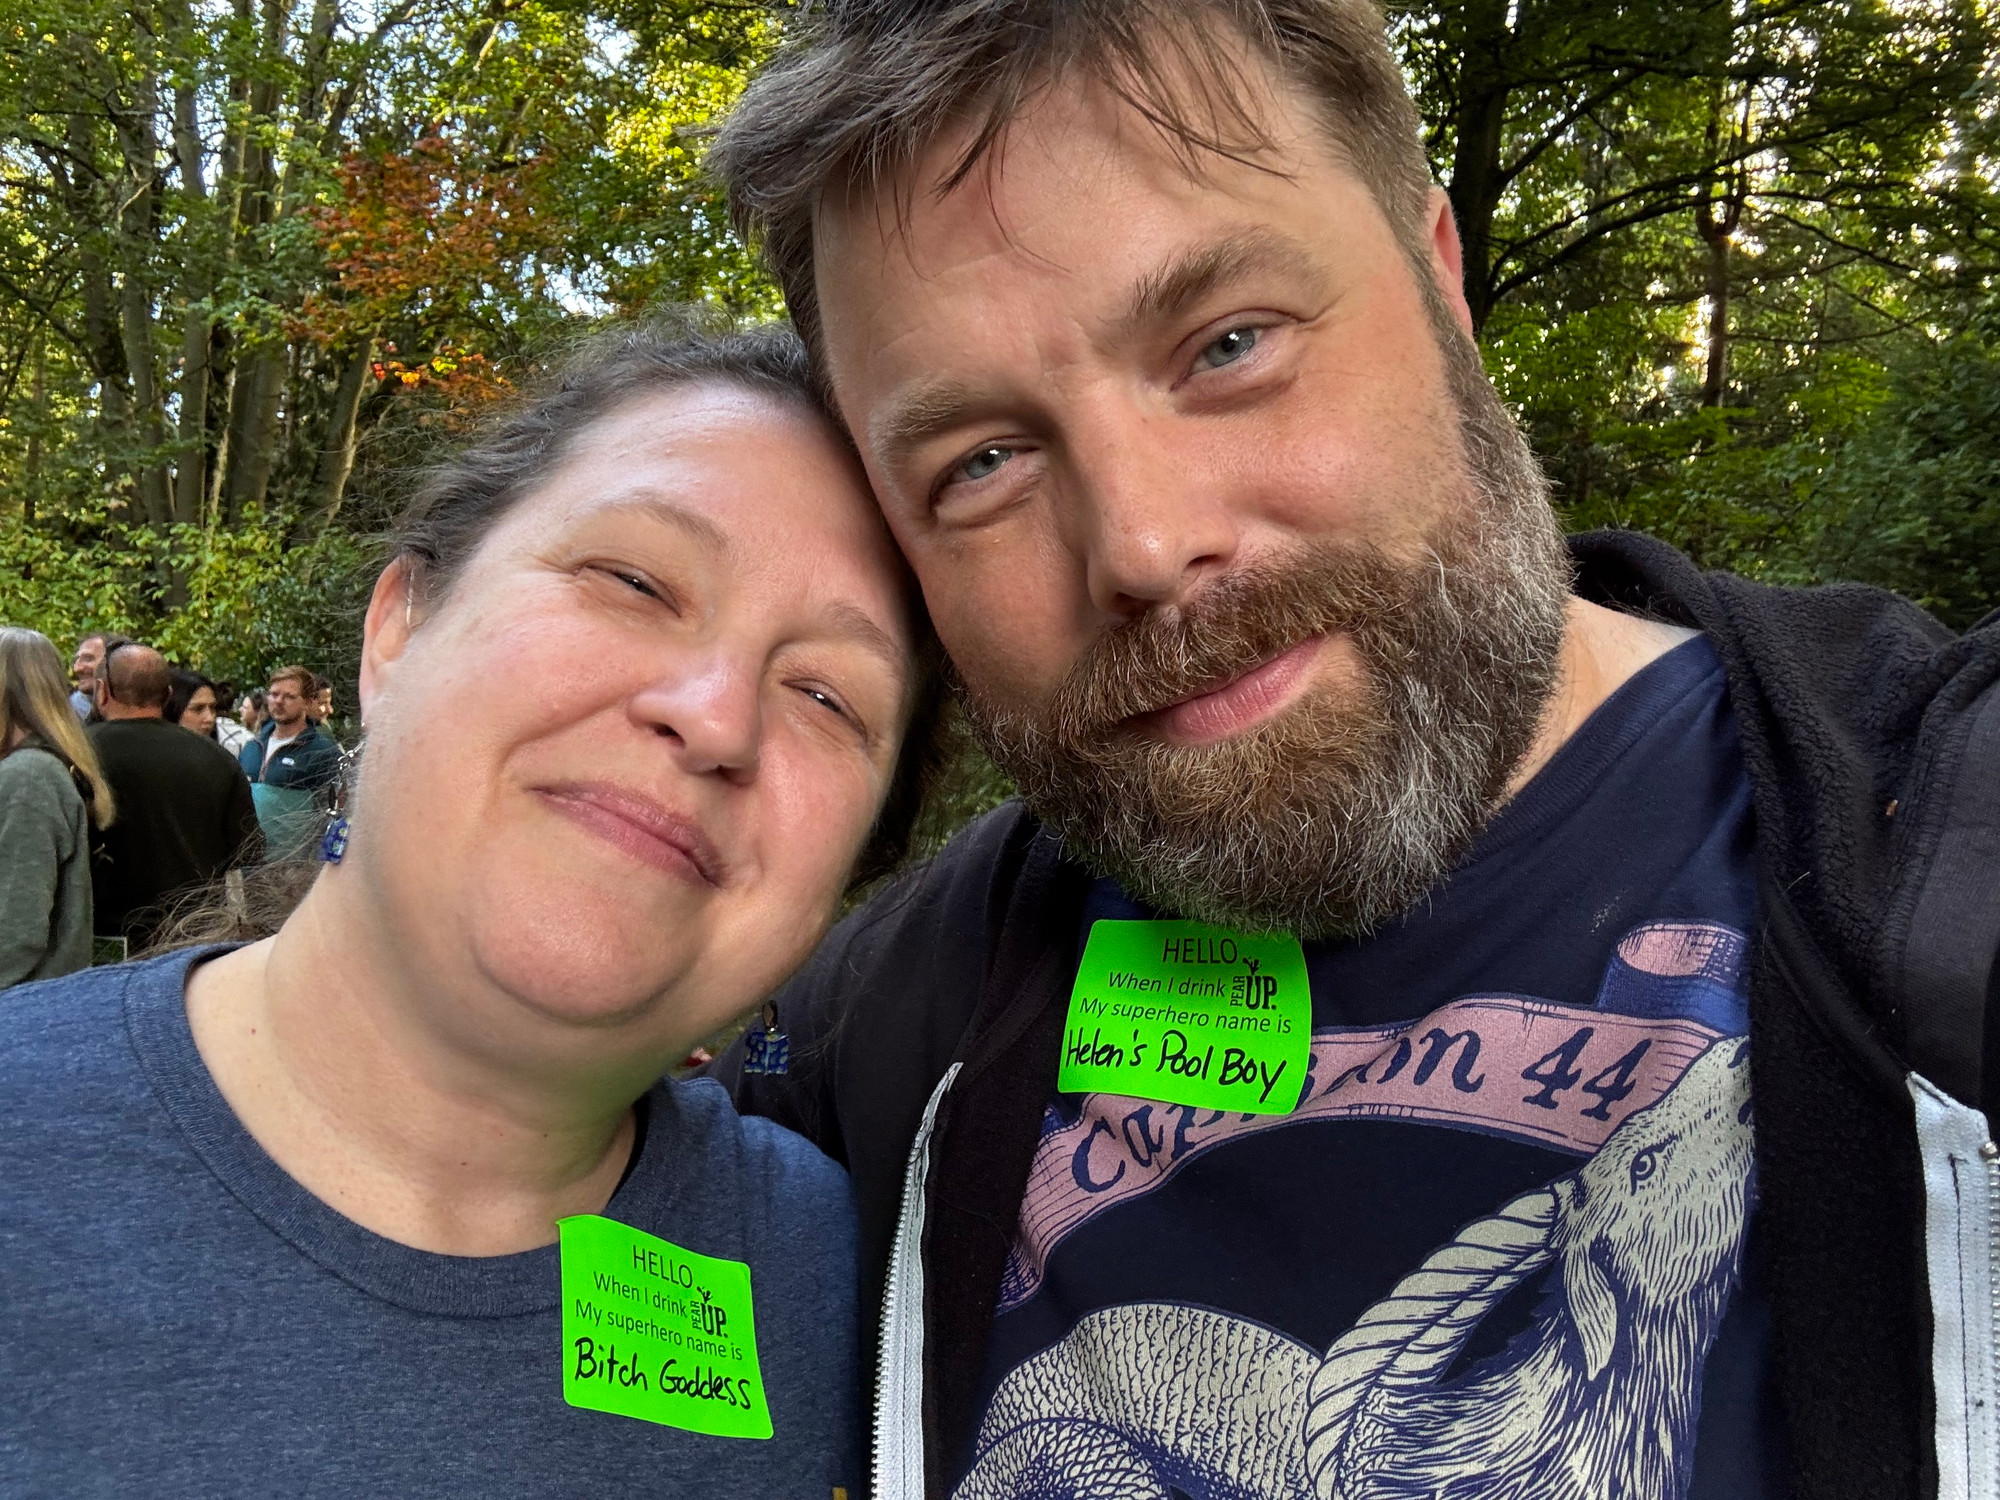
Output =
[{"x1": 706, "y1": 5, "x2": 2000, "y2": 1498}]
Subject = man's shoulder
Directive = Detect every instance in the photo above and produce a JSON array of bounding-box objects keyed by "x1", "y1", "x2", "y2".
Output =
[
  {"x1": 1571, "y1": 528, "x2": 1991, "y2": 764},
  {"x1": 1571, "y1": 529, "x2": 1966, "y2": 666},
  {"x1": 156, "y1": 724, "x2": 253, "y2": 781},
  {"x1": 824, "y1": 800, "x2": 1054, "y2": 969}
]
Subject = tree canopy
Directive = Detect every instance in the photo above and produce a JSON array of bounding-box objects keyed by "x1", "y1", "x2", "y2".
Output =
[{"x1": 1, "y1": 0, "x2": 1995, "y2": 712}]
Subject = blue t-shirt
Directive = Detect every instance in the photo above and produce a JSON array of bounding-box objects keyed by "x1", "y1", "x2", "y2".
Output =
[
  {"x1": 0, "y1": 949, "x2": 862, "y2": 1498},
  {"x1": 956, "y1": 637, "x2": 1783, "y2": 1499}
]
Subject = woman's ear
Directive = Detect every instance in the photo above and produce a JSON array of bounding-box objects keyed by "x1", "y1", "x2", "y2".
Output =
[{"x1": 358, "y1": 558, "x2": 420, "y2": 723}]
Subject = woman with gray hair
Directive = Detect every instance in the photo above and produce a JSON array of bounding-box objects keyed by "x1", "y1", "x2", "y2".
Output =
[
  {"x1": 0, "y1": 627, "x2": 115, "y2": 987},
  {"x1": 0, "y1": 315, "x2": 943, "y2": 1493}
]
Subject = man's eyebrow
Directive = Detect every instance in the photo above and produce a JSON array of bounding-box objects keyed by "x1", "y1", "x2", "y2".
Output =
[
  {"x1": 1119, "y1": 229, "x2": 1327, "y2": 335},
  {"x1": 868, "y1": 378, "x2": 983, "y2": 473}
]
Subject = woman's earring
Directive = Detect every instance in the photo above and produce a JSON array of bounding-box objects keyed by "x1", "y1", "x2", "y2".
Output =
[
  {"x1": 741, "y1": 1002, "x2": 789, "y2": 1076},
  {"x1": 319, "y1": 816, "x2": 351, "y2": 864}
]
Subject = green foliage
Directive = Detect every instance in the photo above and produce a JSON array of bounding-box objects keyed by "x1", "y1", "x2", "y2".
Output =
[
  {"x1": 0, "y1": 0, "x2": 1995, "y2": 841},
  {"x1": 0, "y1": 509, "x2": 374, "y2": 687}
]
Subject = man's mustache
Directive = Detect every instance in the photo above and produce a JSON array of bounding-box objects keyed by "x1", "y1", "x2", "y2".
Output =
[{"x1": 1010, "y1": 546, "x2": 1418, "y2": 739}]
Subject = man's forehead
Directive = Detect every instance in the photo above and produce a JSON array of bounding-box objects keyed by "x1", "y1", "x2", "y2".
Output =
[{"x1": 814, "y1": 106, "x2": 1381, "y2": 479}]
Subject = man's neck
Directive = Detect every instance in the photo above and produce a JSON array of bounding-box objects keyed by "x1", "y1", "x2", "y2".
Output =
[
  {"x1": 270, "y1": 718, "x2": 306, "y2": 740},
  {"x1": 1502, "y1": 597, "x2": 1697, "y2": 802},
  {"x1": 98, "y1": 700, "x2": 163, "y2": 722},
  {"x1": 183, "y1": 883, "x2": 650, "y2": 1256}
]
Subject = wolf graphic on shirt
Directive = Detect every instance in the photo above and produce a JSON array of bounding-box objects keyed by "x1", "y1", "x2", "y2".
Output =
[{"x1": 951, "y1": 1032, "x2": 1754, "y2": 1500}]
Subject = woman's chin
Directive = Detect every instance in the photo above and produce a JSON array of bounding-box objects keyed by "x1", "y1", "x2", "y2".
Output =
[{"x1": 466, "y1": 907, "x2": 706, "y2": 1033}]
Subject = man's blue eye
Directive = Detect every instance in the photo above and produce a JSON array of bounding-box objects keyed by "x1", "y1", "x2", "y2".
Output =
[
  {"x1": 954, "y1": 446, "x2": 1013, "y2": 483},
  {"x1": 1198, "y1": 326, "x2": 1259, "y2": 369}
]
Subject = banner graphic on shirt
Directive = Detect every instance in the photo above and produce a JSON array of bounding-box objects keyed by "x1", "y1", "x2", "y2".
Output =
[
  {"x1": 1001, "y1": 920, "x2": 1747, "y2": 1313},
  {"x1": 957, "y1": 1032, "x2": 1755, "y2": 1500}
]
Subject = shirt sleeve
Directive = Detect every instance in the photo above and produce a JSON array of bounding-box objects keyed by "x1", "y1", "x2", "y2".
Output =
[{"x1": 0, "y1": 762, "x2": 70, "y2": 988}]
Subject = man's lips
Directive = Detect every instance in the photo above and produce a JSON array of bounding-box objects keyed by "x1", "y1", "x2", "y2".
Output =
[
  {"x1": 537, "y1": 783, "x2": 725, "y2": 886},
  {"x1": 1129, "y1": 636, "x2": 1326, "y2": 746}
]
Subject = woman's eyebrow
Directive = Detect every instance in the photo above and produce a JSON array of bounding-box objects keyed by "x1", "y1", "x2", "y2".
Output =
[
  {"x1": 815, "y1": 599, "x2": 907, "y2": 681},
  {"x1": 581, "y1": 491, "x2": 733, "y2": 558}
]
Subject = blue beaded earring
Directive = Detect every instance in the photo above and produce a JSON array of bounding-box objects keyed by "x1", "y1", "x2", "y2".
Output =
[
  {"x1": 741, "y1": 1003, "x2": 790, "y2": 1075},
  {"x1": 319, "y1": 730, "x2": 361, "y2": 866},
  {"x1": 319, "y1": 816, "x2": 350, "y2": 864}
]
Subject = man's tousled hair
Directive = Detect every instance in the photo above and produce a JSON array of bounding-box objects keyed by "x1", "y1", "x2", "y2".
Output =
[{"x1": 710, "y1": 0, "x2": 1432, "y2": 364}]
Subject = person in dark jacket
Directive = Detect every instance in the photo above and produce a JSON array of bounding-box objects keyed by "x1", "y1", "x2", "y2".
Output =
[
  {"x1": 704, "y1": 5, "x2": 2000, "y2": 1498},
  {"x1": 240, "y1": 665, "x2": 342, "y2": 858},
  {"x1": 88, "y1": 643, "x2": 261, "y2": 953}
]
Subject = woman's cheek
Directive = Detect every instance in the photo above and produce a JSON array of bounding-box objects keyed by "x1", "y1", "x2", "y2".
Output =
[{"x1": 767, "y1": 737, "x2": 884, "y2": 897}]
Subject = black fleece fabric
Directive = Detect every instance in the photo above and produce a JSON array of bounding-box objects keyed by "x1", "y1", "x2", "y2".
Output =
[{"x1": 716, "y1": 530, "x2": 2000, "y2": 1500}]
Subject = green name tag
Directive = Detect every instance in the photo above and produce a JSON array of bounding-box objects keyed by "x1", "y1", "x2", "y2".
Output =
[
  {"x1": 558, "y1": 1214, "x2": 772, "y2": 1439},
  {"x1": 1060, "y1": 920, "x2": 1311, "y2": 1114}
]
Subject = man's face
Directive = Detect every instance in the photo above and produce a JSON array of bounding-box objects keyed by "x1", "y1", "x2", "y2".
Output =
[
  {"x1": 266, "y1": 680, "x2": 308, "y2": 729},
  {"x1": 815, "y1": 56, "x2": 1571, "y2": 934},
  {"x1": 72, "y1": 637, "x2": 104, "y2": 691}
]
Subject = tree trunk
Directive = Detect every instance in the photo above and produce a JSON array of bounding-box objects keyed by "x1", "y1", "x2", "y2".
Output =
[
  {"x1": 24, "y1": 335, "x2": 45, "y2": 519},
  {"x1": 222, "y1": 345, "x2": 285, "y2": 521},
  {"x1": 172, "y1": 73, "x2": 212, "y2": 525},
  {"x1": 113, "y1": 48, "x2": 173, "y2": 527},
  {"x1": 1443, "y1": 0, "x2": 1513, "y2": 335},
  {"x1": 59, "y1": 104, "x2": 131, "y2": 441},
  {"x1": 1697, "y1": 217, "x2": 1732, "y2": 408},
  {"x1": 1694, "y1": 100, "x2": 1745, "y2": 412},
  {"x1": 216, "y1": 0, "x2": 288, "y2": 521},
  {"x1": 299, "y1": 340, "x2": 374, "y2": 540}
]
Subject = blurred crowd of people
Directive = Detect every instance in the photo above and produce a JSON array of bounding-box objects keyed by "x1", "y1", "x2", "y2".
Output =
[{"x1": 0, "y1": 625, "x2": 345, "y2": 987}]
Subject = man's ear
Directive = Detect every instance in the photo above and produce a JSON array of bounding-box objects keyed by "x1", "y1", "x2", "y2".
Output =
[
  {"x1": 359, "y1": 558, "x2": 420, "y2": 724},
  {"x1": 1423, "y1": 185, "x2": 1476, "y2": 342}
]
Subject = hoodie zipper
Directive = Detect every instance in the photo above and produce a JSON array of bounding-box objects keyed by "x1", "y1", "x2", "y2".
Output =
[
  {"x1": 872, "y1": 1062, "x2": 961, "y2": 1500},
  {"x1": 1986, "y1": 1134, "x2": 1999, "y2": 1483}
]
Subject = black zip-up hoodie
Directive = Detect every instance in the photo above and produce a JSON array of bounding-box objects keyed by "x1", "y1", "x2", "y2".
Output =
[{"x1": 716, "y1": 530, "x2": 2000, "y2": 1499}]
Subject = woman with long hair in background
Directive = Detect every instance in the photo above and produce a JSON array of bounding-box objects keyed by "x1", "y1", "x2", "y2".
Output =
[{"x1": 0, "y1": 627, "x2": 115, "y2": 987}]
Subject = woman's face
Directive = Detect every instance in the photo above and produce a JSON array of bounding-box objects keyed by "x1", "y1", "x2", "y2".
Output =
[
  {"x1": 181, "y1": 687, "x2": 218, "y2": 738},
  {"x1": 354, "y1": 384, "x2": 915, "y2": 1063}
]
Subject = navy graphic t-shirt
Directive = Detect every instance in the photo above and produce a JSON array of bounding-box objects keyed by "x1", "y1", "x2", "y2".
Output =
[{"x1": 954, "y1": 636, "x2": 1783, "y2": 1500}]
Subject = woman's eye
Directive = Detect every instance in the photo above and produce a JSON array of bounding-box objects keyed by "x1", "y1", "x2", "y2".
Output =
[
  {"x1": 597, "y1": 567, "x2": 668, "y2": 605},
  {"x1": 951, "y1": 446, "x2": 1015, "y2": 484},
  {"x1": 796, "y1": 684, "x2": 850, "y2": 721},
  {"x1": 1196, "y1": 326, "x2": 1260, "y2": 370}
]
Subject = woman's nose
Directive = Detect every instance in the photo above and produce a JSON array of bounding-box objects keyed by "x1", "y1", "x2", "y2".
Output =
[{"x1": 628, "y1": 659, "x2": 761, "y2": 781}]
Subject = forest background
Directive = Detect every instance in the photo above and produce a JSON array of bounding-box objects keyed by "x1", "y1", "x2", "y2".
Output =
[{"x1": 1, "y1": 0, "x2": 1996, "y2": 838}]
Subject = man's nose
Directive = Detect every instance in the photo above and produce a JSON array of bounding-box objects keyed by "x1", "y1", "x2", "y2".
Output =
[
  {"x1": 1064, "y1": 411, "x2": 1240, "y2": 617},
  {"x1": 629, "y1": 656, "x2": 761, "y2": 782}
]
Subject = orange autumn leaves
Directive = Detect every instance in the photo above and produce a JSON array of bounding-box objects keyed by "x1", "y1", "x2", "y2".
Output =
[{"x1": 296, "y1": 136, "x2": 551, "y2": 410}]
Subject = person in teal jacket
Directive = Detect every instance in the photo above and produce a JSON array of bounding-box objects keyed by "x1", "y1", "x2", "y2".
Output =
[{"x1": 239, "y1": 667, "x2": 341, "y2": 858}]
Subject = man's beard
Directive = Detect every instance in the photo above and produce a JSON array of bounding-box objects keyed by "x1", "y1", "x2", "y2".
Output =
[{"x1": 960, "y1": 315, "x2": 1573, "y2": 939}]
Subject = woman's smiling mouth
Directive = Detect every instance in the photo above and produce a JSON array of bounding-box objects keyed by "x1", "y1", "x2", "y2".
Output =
[{"x1": 537, "y1": 783, "x2": 727, "y2": 886}]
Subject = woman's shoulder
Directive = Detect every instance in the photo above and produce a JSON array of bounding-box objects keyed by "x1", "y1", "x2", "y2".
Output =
[
  {"x1": 663, "y1": 1075, "x2": 851, "y2": 1182},
  {"x1": 0, "y1": 960, "x2": 156, "y2": 1125},
  {"x1": 650, "y1": 1075, "x2": 856, "y2": 1232},
  {"x1": 0, "y1": 744, "x2": 83, "y2": 804}
]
